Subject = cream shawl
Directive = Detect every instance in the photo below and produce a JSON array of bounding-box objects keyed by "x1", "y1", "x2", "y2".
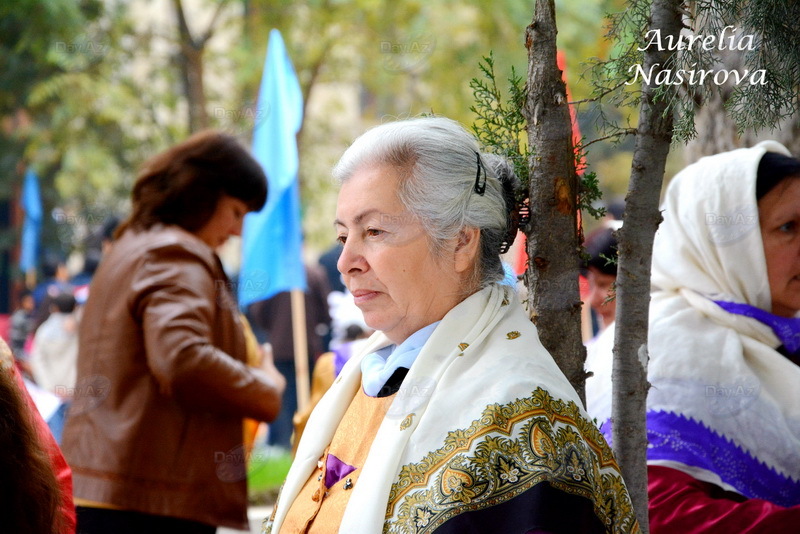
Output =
[{"x1": 265, "y1": 283, "x2": 637, "y2": 533}]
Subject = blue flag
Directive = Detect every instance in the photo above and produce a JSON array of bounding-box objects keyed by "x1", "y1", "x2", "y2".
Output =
[
  {"x1": 19, "y1": 168, "x2": 43, "y2": 274},
  {"x1": 239, "y1": 29, "x2": 307, "y2": 307}
]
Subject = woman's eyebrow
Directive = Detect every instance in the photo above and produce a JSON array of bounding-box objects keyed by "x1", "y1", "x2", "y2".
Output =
[{"x1": 333, "y1": 209, "x2": 381, "y2": 228}]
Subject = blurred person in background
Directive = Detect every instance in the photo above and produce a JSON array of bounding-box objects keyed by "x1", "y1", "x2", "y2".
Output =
[
  {"x1": 31, "y1": 251, "x2": 74, "y2": 333},
  {"x1": 30, "y1": 292, "x2": 79, "y2": 397},
  {"x1": 70, "y1": 246, "x2": 102, "y2": 289},
  {"x1": 29, "y1": 291, "x2": 79, "y2": 443},
  {"x1": 61, "y1": 130, "x2": 286, "y2": 534},
  {"x1": 318, "y1": 242, "x2": 345, "y2": 294},
  {"x1": 583, "y1": 223, "x2": 620, "y2": 339},
  {"x1": 9, "y1": 288, "x2": 36, "y2": 372},
  {"x1": 72, "y1": 216, "x2": 121, "y2": 305},
  {"x1": 582, "y1": 223, "x2": 620, "y2": 450},
  {"x1": 98, "y1": 215, "x2": 121, "y2": 252},
  {"x1": 31, "y1": 251, "x2": 72, "y2": 308},
  {"x1": 0, "y1": 338, "x2": 75, "y2": 533}
]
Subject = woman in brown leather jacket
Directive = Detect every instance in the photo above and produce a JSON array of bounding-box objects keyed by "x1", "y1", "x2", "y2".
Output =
[{"x1": 61, "y1": 131, "x2": 286, "y2": 534}]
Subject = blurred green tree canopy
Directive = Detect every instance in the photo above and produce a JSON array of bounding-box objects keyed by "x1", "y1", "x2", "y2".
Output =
[{"x1": 2, "y1": 0, "x2": 616, "y2": 258}]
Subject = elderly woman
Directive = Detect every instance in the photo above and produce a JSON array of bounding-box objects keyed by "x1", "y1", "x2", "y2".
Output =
[
  {"x1": 586, "y1": 142, "x2": 800, "y2": 532},
  {"x1": 62, "y1": 131, "x2": 286, "y2": 533},
  {"x1": 264, "y1": 117, "x2": 638, "y2": 533}
]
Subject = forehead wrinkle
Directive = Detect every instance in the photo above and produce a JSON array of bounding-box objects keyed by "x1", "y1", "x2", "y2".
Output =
[{"x1": 334, "y1": 208, "x2": 381, "y2": 229}]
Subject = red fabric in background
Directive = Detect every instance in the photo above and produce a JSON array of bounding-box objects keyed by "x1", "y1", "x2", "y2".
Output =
[
  {"x1": 648, "y1": 465, "x2": 800, "y2": 533},
  {"x1": 0, "y1": 313, "x2": 10, "y2": 343},
  {"x1": 13, "y1": 365, "x2": 76, "y2": 534}
]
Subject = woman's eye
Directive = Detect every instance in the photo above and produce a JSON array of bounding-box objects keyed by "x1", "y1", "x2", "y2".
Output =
[
  {"x1": 366, "y1": 228, "x2": 384, "y2": 237},
  {"x1": 779, "y1": 221, "x2": 797, "y2": 233},
  {"x1": 336, "y1": 234, "x2": 347, "y2": 244}
]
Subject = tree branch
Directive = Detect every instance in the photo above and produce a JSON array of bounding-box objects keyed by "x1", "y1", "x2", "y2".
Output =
[
  {"x1": 172, "y1": 0, "x2": 195, "y2": 48},
  {"x1": 581, "y1": 129, "x2": 637, "y2": 149},
  {"x1": 199, "y1": 0, "x2": 231, "y2": 47},
  {"x1": 569, "y1": 79, "x2": 631, "y2": 105}
]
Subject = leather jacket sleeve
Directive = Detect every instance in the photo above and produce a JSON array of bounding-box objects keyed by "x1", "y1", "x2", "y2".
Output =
[{"x1": 130, "y1": 243, "x2": 281, "y2": 422}]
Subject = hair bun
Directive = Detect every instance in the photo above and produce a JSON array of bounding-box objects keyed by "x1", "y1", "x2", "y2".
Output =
[{"x1": 489, "y1": 156, "x2": 529, "y2": 254}]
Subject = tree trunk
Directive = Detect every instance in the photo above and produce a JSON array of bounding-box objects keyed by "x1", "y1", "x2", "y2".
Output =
[
  {"x1": 172, "y1": 0, "x2": 215, "y2": 133},
  {"x1": 612, "y1": 1, "x2": 683, "y2": 531},
  {"x1": 179, "y1": 44, "x2": 209, "y2": 133},
  {"x1": 522, "y1": 0, "x2": 587, "y2": 402}
]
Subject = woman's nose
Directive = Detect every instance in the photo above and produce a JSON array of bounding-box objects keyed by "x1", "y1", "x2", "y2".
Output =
[
  {"x1": 231, "y1": 221, "x2": 243, "y2": 237},
  {"x1": 338, "y1": 240, "x2": 366, "y2": 275}
]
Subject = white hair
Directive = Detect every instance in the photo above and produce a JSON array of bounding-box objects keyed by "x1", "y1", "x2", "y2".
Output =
[{"x1": 332, "y1": 116, "x2": 516, "y2": 287}]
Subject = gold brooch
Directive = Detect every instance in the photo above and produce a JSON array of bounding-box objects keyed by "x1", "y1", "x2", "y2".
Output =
[{"x1": 400, "y1": 413, "x2": 415, "y2": 430}]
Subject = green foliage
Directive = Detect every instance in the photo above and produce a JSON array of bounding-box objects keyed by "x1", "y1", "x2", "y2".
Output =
[
  {"x1": 714, "y1": 1, "x2": 800, "y2": 131},
  {"x1": 554, "y1": 0, "x2": 613, "y2": 102},
  {"x1": 588, "y1": 0, "x2": 800, "y2": 142},
  {"x1": 4, "y1": 0, "x2": 185, "y2": 261},
  {"x1": 0, "y1": 0, "x2": 109, "y2": 261},
  {"x1": 585, "y1": 0, "x2": 653, "y2": 139},
  {"x1": 0, "y1": 0, "x2": 91, "y2": 111},
  {"x1": 5, "y1": 0, "x2": 575, "y2": 257},
  {"x1": 579, "y1": 168, "x2": 606, "y2": 220},
  {"x1": 239, "y1": 0, "x2": 531, "y2": 250},
  {"x1": 470, "y1": 54, "x2": 606, "y2": 221},
  {"x1": 470, "y1": 54, "x2": 530, "y2": 191}
]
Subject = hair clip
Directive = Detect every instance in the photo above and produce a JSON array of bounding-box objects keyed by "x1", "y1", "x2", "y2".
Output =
[
  {"x1": 499, "y1": 196, "x2": 530, "y2": 255},
  {"x1": 473, "y1": 152, "x2": 486, "y2": 195}
]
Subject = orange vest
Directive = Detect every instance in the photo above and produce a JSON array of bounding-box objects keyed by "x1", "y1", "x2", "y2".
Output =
[{"x1": 282, "y1": 388, "x2": 395, "y2": 532}]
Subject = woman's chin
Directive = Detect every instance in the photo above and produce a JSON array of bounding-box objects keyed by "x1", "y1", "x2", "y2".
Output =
[{"x1": 360, "y1": 313, "x2": 387, "y2": 335}]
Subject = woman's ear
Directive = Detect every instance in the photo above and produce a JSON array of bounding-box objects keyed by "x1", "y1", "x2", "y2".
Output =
[{"x1": 454, "y1": 227, "x2": 481, "y2": 274}]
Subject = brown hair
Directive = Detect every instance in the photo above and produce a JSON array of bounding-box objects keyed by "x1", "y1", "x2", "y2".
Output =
[
  {"x1": 116, "y1": 130, "x2": 268, "y2": 237},
  {"x1": 0, "y1": 367, "x2": 64, "y2": 533}
]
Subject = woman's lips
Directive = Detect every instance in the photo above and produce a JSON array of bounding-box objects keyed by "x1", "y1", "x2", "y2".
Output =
[{"x1": 352, "y1": 289, "x2": 381, "y2": 304}]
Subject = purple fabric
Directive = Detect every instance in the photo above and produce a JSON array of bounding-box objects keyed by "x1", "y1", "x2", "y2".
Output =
[
  {"x1": 333, "y1": 345, "x2": 351, "y2": 377},
  {"x1": 598, "y1": 419, "x2": 612, "y2": 447},
  {"x1": 714, "y1": 300, "x2": 800, "y2": 354},
  {"x1": 324, "y1": 453, "x2": 356, "y2": 489},
  {"x1": 646, "y1": 410, "x2": 800, "y2": 507}
]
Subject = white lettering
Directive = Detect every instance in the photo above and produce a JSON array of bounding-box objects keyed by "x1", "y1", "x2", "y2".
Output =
[
  {"x1": 638, "y1": 30, "x2": 663, "y2": 51},
  {"x1": 714, "y1": 69, "x2": 731, "y2": 85}
]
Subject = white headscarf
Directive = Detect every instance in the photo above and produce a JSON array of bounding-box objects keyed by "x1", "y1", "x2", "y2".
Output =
[{"x1": 646, "y1": 141, "x2": 800, "y2": 505}]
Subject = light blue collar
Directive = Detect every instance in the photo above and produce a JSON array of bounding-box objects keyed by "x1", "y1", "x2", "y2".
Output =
[{"x1": 361, "y1": 322, "x2": 440, "y2": 397}]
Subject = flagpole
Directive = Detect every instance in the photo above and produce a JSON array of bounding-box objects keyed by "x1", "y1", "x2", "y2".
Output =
[{"x1": 291, "y1": 288, "x2": 310, "y2": 412}]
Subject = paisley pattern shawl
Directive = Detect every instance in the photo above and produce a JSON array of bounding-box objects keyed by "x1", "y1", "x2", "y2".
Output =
[
  {"x1": 385, "y1": 388, "x2": 637, "y2": 533},
  {"x1": 265, "y1": 284, "x2": 638, "y2": 533}
]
